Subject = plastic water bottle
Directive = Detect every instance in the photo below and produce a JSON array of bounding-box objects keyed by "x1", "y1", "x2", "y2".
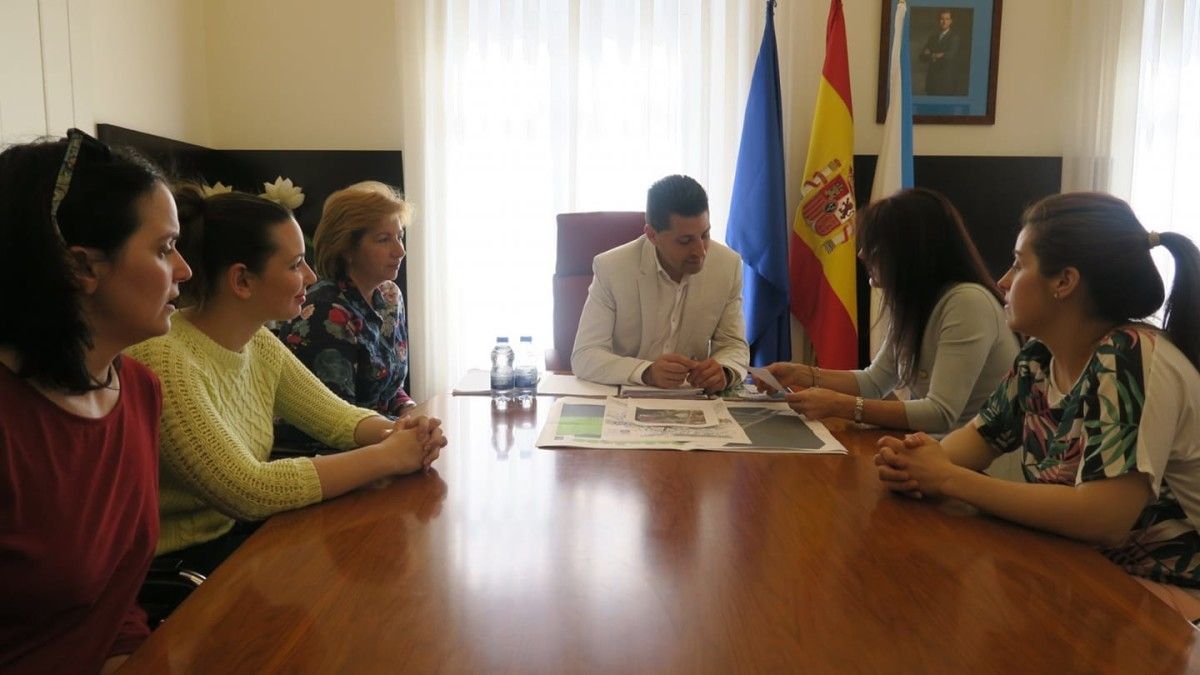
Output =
[
  {"x1": 490, "y1": 337, "x2": 515, "y2": 409},
  {"x1": 513, "y1": 335, "x2": 539, "y2": 408}
]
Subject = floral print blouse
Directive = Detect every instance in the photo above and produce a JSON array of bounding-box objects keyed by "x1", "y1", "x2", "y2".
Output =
[
  {"x1": 973, "y1": 326, "x2": 1200, "y2": 588},
  {"x1": 277, "y1": 277, "x2": 413, "y2": 425}
]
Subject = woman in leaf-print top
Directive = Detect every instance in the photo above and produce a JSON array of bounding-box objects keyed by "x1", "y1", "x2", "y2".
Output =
[
  {"x1": 277, "y1": 182, "x2": 416, "y2": 446},
  {"x1": 875, "y1": 192, "x2": 1200, "y2": 621}
]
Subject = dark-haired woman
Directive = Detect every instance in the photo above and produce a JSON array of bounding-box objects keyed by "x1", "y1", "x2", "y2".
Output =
[
  {"x1": 762, "y1": 188, "x2": 1018, "y2": 434},
  {"x1": 127, "y1": 186, "x2": 446, "y2": 576},
  {"x1": 876, "y1": 192, "x2": 1200, "y2": 620},
  {"x1": 0, "y1": 132, "x2": 191, "y2": 673}
]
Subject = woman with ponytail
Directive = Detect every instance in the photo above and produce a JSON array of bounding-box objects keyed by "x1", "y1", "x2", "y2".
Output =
[
  {"x1": 875, "y1": 192, "x2": 1200, "y2": 620},
  {"x1": 128, "y1": 186, "x2": 446, "y2": 576},
  {"x1": 0, "y1": 131, "x2": 191, "y2": 673}
]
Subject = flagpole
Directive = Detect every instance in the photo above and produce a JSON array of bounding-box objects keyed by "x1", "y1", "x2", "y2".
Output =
[
  {"x1": 726, "y1": 0, "x2": 791, "y2": 366},
  {"x1": 788, "y1": 0, "x2": 859, "y2": 370},
  {"x1": 868, "y1": 0, "x2": 915, "y2": 357}
]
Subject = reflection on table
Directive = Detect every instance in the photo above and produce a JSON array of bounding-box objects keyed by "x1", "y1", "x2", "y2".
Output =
[{"x1": 120, "y1": 394, "x2": 1200, "y2": 674}]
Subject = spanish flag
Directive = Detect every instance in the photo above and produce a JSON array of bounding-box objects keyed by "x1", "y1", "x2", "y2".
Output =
[{"x1": 789, "y1": 0, "x2": 858, "y2": 369}]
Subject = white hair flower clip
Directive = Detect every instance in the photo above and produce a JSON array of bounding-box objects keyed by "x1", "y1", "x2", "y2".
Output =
[
  {"x1": 201, "y1": 181, "x2": 234, "y2": 197},
  {"x1": 260, "y1": 176, "x2": 305, "y2": 210}
]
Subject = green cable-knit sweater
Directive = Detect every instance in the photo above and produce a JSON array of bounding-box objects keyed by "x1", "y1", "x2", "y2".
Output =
[{"x1": 128, "y1": 315, "x2": 376, "y2": 555}]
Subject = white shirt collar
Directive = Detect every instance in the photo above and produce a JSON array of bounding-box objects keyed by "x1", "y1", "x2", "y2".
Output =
[{"x1": 652, "y1": 251, "x2": 690, "y2": 286}]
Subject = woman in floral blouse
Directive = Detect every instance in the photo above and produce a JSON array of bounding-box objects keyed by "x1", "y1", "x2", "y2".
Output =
[
  {"x1": 874, "y1": 192, "x2": 1200, "y2": 621},
  {"x1": 277, "y1": 182, "x2": 415, "y2": 446}
]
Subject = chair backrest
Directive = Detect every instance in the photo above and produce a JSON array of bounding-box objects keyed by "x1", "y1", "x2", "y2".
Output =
[{"x1": 551, "y1": 211, "x2": 646, "y2": 370}]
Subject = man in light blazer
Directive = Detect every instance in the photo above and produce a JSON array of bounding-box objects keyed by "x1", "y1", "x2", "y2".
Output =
[{"x1": 571, "y1": 175, "x2": 750, "y2": 392}]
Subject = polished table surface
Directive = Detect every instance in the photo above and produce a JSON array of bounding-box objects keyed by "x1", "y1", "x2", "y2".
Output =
[{"x1": 122, "y1": 394, "x2": 1199, "y2": 674}]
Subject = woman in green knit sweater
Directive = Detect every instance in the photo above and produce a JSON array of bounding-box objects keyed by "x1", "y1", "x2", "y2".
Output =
[{"x1": 128, "y1": 186, "x2": 447, "y2": 574}]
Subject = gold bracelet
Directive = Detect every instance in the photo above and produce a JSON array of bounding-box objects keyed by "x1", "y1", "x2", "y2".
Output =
[{"x1": 809, "y1": 364, "x2": 820, "y2": 388}]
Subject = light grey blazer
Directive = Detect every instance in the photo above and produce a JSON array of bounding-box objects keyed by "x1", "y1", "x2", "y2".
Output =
[
  {"x1": 854, "y1": 282, "x2": 1019, "y2": 433},
  {"x1": 571, "y1": 235, "x2": 750, "y2": 385}
]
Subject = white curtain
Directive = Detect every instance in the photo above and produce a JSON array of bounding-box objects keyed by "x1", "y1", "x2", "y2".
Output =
[
  {"x1": 1060, "y1": 0, "x2": 1145, "y2": 196},
  {"x1": 1063, "y1": 0, "x2": 1200, "y2": 309},
  {"x1": 1128, "y1": 1, "x2": 1200, "y2": 239},
  {"x1": 398, "y1": 0, "x2": 777, "y2": 399}
]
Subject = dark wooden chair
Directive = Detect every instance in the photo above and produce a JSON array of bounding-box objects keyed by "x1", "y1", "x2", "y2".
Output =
[{"x1": 138, "y1": 560, "x2": 205, "y2": 629}]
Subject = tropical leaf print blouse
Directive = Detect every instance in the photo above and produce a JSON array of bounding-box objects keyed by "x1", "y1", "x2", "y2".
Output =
[
  {"x1": 973, "y1": 326, "x2": 1200, "y2": 588},
  {"x1": 278, "y1": 277, "x2": 414, "y2": 419}
]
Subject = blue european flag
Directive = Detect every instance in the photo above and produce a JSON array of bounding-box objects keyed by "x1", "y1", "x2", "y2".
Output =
[{"x1": 726, "y1": 0, "x2": 790, "y2": 366}]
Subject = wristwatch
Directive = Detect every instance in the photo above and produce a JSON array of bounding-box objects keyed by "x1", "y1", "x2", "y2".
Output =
[{"x1": 853, "y1": 396, "x2": 865, "y2": 424}]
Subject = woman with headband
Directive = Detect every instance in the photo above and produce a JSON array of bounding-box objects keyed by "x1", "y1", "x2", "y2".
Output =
[{"x1": 0, "y1": 131, "x2": 191, "y2": 673}]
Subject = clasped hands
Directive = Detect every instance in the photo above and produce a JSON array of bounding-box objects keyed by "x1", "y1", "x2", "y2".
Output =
[
  {"x1": 644, "y1": 353, "x2": 727, "y2": 393},
  {"x1": 383, "y1": 415, "x2": 447, "y2": 473},
  {"x1": 873, "y1": 432, "x2": 959, "y2": 500}
]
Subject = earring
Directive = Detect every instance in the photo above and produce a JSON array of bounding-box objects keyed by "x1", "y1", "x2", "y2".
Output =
[{"x1": 1053, "y1": 292, "x2": 1060, "y2": 300}]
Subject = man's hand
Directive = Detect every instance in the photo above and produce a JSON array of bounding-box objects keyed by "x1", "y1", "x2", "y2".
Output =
[
  {"x1": 643, "y1": 353, "x2": 697, "y2": 388},
  {"x1": 689, "y1": 357, "x2": 727, "y2": 393}
]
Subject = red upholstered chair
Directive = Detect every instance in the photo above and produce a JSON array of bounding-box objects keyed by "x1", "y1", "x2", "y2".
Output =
[{"x1": 548, "y1": 211, "x2": 646, "y2": 371}]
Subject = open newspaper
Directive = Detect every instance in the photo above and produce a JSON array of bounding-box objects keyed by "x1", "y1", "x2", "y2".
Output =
[{"x1": 536, "y1": 397, "x2": 847, "y2": 454}]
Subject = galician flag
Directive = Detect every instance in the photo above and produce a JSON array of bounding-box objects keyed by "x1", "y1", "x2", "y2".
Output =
[
  {"x1": 869, "y1": 0, "x2": 915, "y2": 354},
  {"x1": 789, "y1": 0, "x2": 857, "y2": 369},
  {"x1": 727, "y1": 0, "x2": 790, "y2": 366},
  {"x1": 873, "y1": 0, "x2": 914, "y2": 200}
]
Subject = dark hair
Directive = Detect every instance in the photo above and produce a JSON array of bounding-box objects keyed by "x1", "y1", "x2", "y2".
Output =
[
  {"x1": 1022, "y1": 192, "x2": 1200, "y2": 370},
  {"x1": 0, "y1": 135, "x2": 165, "y2": 392},
  {"x1": 858, "y1": 188, "x2": 1004, "y2": 384},
  {"x1": 174, "y1": 185, "x2": 292, "y2": 306},
  {"x1": 646, "y1": 175, "x2": 709, "y2": 232}
]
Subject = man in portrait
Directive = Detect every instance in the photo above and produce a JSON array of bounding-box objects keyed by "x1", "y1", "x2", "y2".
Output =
[{"x1": 919, "y1": 10, "x2": 962, "y2": 95}]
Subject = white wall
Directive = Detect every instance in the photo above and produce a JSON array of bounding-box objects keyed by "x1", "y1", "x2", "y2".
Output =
[
  {"x1": 90, "y1": 0, "x2": 212, "y2": 145},
  {"x1": 0, "y1": 0, "x2": 93, "y2": 144},
  {"x1": 196, "y1": 0, "x2": 1068, "y2": 155},
  {"x1": 778, "y1": 0, "x2": 1069, "y2": 164},
  {"x1": 202, "y1": 0, "x2": 406, "y2": 150},
  {"x1": 1, "y1": 0, "x2": 214, "y2": 147},
  {"x1": 6, "y1": 0, "x2": 1069, "y2": 157},
  {"x1": 0, "y1": 1, "x2": 51, "y2": 144},
  {"x1": 850, "y1": 0, "x2": 1070, "y2": 157},
  {"x1": 772, "y1": 0, "x2": 1069, "y2": 226}
]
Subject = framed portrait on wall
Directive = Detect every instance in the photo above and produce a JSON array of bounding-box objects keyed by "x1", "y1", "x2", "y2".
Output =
[{"x1": 875, "y1": 0, "x2": 1003, "y2": 125}]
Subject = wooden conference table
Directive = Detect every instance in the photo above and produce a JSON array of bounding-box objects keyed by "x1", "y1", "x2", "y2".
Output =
[{"x1": 122, "y1": 394, "x2": 1199, "y2": 674}]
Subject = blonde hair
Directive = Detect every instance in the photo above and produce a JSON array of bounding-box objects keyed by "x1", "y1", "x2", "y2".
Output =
[{"x1": 313, "y1": 181, "x2": 414, "y2": 279}]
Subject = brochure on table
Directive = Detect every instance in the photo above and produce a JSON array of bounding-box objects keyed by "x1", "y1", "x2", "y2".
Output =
[
  {"x1": 603, "y1": 397, "x2": 748, "y2": 446},
  {"x1": 626, "y1": 399, "x2": 719, "y2": 428},
  {"x1": 536, "y1": 397, "x2": 847, "y2": 454}
]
